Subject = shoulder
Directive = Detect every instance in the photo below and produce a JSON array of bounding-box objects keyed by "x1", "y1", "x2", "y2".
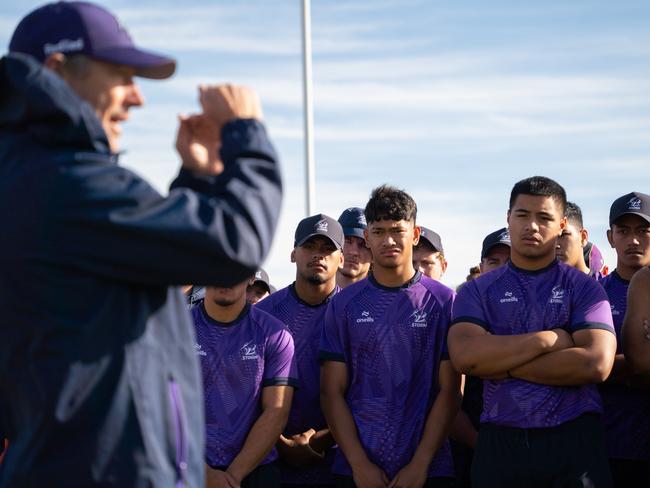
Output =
[
  {"x1": 256, "y1": 285, "x2": 291, "y2": 312},
  {"x1": 248, "y1": 306, "x2": 290, "y2": 336},
  {"x1": 331, "y1": 278, "x2": 370, "y2": 308},
  {"x1": 418, "y1": 275, "x2": 455, "y2": 303},
  {"x1": 630, "y1": 267, "x2": 650, "y2": 287}
]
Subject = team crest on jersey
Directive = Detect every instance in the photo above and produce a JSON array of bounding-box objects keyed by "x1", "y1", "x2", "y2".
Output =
[
  {"x1": 315, "y1": 219, "x2": 329, "y2": 232},
  {"x1": 628, "y1": 197, "x2": 642, "y2": 211},
  {"x1": 549, "y1": 285, "x2": 565, "y2": 304},
  {"x1": 194, "y1": 343, "x2": 207, "y2": 357},
  {"x1": 500, "y1": 291, "x2": 518, "y2": 303},
  {"x1": 240, "y1": 340, "x2": 259, "y2": 360},
  {"x1": 356, "y1": 310, "x2": 375, "y2": 323},
  {"x1": 410, "y1": 308, "x2": 428, "y2": 328}
]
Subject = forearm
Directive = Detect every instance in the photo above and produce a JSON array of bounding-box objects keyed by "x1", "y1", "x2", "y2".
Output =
[
  {"x1": 510, "y1": 347, "x2": 612, "y2": 386},
  {"x1": 450, "y1": 330, "x2": 557, "y2": 377},
  {"x1": 624, "y1": 319, "x2": 650, "y2": 375},
  {"x1": 449, "y1": 410, "x2": 478, "y2": 449},
  {"x1": 228, "y1": 408, "x2": 288, "y2": 482},
  {"x1": 410, "y1": 388, "x2": 462, "y2": 469},
  {"x1": 321, "y1": 392, "x2": 370, "y2": 469}
]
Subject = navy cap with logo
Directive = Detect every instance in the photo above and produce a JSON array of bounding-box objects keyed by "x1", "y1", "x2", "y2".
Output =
[
  {"x1": 294, "y1": 214, "x2": 344, "y2": 250},
  {"x1": 418, "y1": 226, "x2": 443, "y2": 253},
  {"x1": 481, "y1": 227, "x2": 511, "y2": 259},
  {"x1": 609, "y1": 191, "x2": 650, "y2": 226},
  {"x1": 338, "y1": 207, "x2": 367, "y2": 240},
  {"x1": 9, "y1": 1, "x2": 176, "y2": 79},
  {"x1": 252, "y1": 269, "x2": 271, "y2": 292}
]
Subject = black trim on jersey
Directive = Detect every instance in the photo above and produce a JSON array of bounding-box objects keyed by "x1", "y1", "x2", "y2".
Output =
[
  {"x1": 573, "y1": 322, "x2": 616, "y2": 333},
  {"x1": 508, "y1": 258, "x2": 559, "y2": 275},
  {"x1": 318, "y1": 351, "x2": 346, "y2": 363},
  {"x1": 609, "y1": 269, "x2": 630, "y2": 285},
  {"x1": 368, "y1": 271, "x2": 422, "y2": 291},
  {"x1": 200, "y1": 301, "x2": 251, "y2": 328},
  {"x1": 262, "y1": 377, "x2": 300, "y2": 388},
  {"x1": 450, "y1": 316, "x2": 489, "y2": 330},
  {"x1": 289, "y1": 282, "x2": 337, "y2": 308}
]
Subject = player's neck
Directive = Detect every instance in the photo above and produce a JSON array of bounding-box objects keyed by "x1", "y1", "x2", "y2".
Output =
[
  {"x1": 573, "y1": 257, "x2": 590, "y2": 275},
  {"x1": 510, "y1": 249, "x2": 556, "y2": 271},
  {"x1": 614, "y1": 260, "x2": 644, "y2": 282},
  {"x1": 204, "y1": 295, "x2": 247, "y2": 323},
  {"x1": 372, "y1": 263, "x2": 417, "y2": 288},
  {"x1": 295, "y1": 277, "x2": 336, "y2": 306}
]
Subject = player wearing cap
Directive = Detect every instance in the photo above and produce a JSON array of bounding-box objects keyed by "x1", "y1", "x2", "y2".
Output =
[
  {"x1": 247, "y1": 269, "x2": 273, "y2": 304},
  {"x1": 192, "y1": 277, "x2": 296, "y2": 488},
  {"x1": 413, "y1": 227, "x2": 448, "y2": 281},
  {"x1": 556, "y1": 201, "x2": 601, "y2": 277},
  {"x1": 257, "y1": 214, "x2": 343, "y2": 486},
  {"x1": 0, "y1": 2, "x2": 282, "y2": 486},
  {"x1": 479, "y1": 228, "x2": 511, "y2": 274},
  {"x1": 336, "y1": 207, "x2": 372, "y2": 289},
  {"x1": 598, "y1": 192, "x2": 650, "y2": 486},
  {"x1": 449, "y1": 176, "x2": 616, "y2": 487},
  {"x1": 451, "y1": 227, "x2": 512, "y2": 487},
  {"x1": 321, "y1": 185, "x2": 460, "y2": 488}
]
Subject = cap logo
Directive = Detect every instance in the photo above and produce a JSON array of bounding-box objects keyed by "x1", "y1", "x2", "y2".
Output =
[
  {"x1": 498, "y1": 230, "x2": 510, "y2": 242},
  {"x1": 255, "y1": 271, "x2": 262, "y2": 280},
  {"x1": 43, "y1": 38, "x2": 84, "y2": 56},
  {"x1": 315, "y1": 219, "x2": 329, "y2": 232},
  {"x1": 628, "y1": 197, "x2": 642, "y2": 211}
]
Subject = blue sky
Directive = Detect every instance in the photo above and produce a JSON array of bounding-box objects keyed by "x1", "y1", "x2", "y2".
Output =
[{"x1": 3, "y1": 1, "x2": 649, "y2": 288}]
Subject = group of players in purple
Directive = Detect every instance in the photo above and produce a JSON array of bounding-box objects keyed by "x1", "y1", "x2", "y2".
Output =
[{"x1": 190, "y1": 178, "x2": 650, "y2": 488}]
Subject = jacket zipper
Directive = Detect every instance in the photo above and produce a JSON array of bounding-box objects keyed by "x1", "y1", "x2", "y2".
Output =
[{"x1": 168, "y1": 377, "x2": 188, "y2": 488}]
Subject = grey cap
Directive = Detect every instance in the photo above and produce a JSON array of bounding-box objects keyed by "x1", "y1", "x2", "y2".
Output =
[{"x1": 294, "y1": 214, "x2": 344, "y2": 250}]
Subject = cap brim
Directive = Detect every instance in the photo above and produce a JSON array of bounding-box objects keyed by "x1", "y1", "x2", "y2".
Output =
[
  {"x1": 342, "y1": 227, "x2": 365, "y2": 240},
  {"x1": 296, "y1": 232, "x2": 342, "y2": 250},
  {"x1": 92, "y1": 46, "x2": 176, "y2": 79},
  {"x1": 611, "y1": 211, "x2": 650, "y2": 226}
]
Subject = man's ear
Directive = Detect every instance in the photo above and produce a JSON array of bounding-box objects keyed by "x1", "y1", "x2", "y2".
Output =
[
  {"x1": 607, "y1": 229, "x2": 614, "y2": 248},
  {"x1": 338, "y1": 250, "x2": 344, "y2": 270},
  {"x1": 290, "y1": 249, "x2": 296, "y2": 263},
  {"x1": 413, "y1": 225, "x2": 421, "y2": 246},
  {"x1": 43, "y1": 52, "x2": 66, "y2": 75},
  {"x1": 559, "y1": 216, "x2": 567, "y2": 236},
  {"x1": 580, "y1": 228, "x2": 589, "y2": 247},
  {"x1": 363, "y1": 228, "x2": 370, "y2": 248}
]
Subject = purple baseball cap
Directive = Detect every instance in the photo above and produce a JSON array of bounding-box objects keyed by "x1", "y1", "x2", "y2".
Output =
[{"x1": 9, "y1": 1, "x2": 176, "y2": 79}]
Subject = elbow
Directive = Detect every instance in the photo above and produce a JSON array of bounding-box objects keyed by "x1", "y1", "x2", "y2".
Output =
[
  {"x1": 588, "y1": 353, "x2": 615, "y2": 384},
  {"x1": 448, "y1": 350, "x2": 474, "y2": 376}
]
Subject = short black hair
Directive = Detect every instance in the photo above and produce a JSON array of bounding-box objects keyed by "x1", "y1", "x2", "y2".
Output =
[
  {"x1": 565, "y1": 201, "x2": 584, "y2": 228},
  {"x1": 364, "y1": 185, "x2": 417, "y2": 224},
  {"x1": 509, "y1": 176, "x2": 566, "y2": 214}
]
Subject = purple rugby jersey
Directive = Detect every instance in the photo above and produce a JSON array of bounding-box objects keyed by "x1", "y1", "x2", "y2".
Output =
[
  {"x1": 599, "y1": 271, "x2": 650, "y2": 460},
  {"x1": 256, "y1": 283, "x2": 339, "y2": 484},
  {"x1": 319, "y1": 273, "x2": 455, "y2": 480},
  {"x1": 452, "y1": 260, "x2": 614, "y2": 429},
  {"x1": 192, "y1": 302, "x2": 297, "y2": 469}
]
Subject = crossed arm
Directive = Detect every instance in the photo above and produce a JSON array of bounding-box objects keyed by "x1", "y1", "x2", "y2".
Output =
[
  {"x1": 623, "y1": 268, "x2": 650, "y2": 376},
  {"x1": 448, "y1": 323, "x2": 616, "y2": 385},
  {"x1": 206, "y1": 385, "x2": 293, "y2": 488},
  {"x1": 320, "y1": 360, "x2": 461, "y2": 488}
]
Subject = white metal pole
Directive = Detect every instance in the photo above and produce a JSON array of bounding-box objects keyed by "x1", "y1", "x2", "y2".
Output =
[{"x1": 301, "y1": 0, "x2": 316, "y2": 216}]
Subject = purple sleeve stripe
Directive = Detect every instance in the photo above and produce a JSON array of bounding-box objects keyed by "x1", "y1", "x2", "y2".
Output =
[
  {"x1": 262, "y1": 377, "x2": 299, "y2": 388},
  {"x1": 571, "y1": 322, "x2": 615, "y2": 333},
  {"x1": 319, "y1": 351, "x2": 345, "y2": 363},
  {"x1": 450, "y1": 316, "x2": 489, "y2": 330}
]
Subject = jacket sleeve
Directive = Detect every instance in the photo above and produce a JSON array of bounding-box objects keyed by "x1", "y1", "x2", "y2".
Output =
[{"x1": 42, "y1": 118, "x2": 282, "y2": 287}]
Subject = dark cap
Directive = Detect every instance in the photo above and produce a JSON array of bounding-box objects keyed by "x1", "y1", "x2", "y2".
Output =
[
  {"x1": 252, "y1": 269, "x2": 270, "y2": 292},
  {"x1": 481, "y1": 228, "x2": 511, "y2": 259},
  {"x1": 9, "y1": 1, "x2": 176, "y2": 79},
  {"x1": 418, "y1": 226, "x2": 443, "y2": 253},
  {"x1": 338, "y1": 207, "x2": 366, "y2": 240},
  {"x1": 294, "y1": 214, "x2": 344, "y2": 250},
  {"x1": 609, "y1": 192, "x2": 650, "y2": 226}
]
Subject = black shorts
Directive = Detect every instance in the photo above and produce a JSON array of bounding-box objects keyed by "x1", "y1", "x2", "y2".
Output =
[{"x1": 472, "y1": 414, "x2": 612, "y2": 488}]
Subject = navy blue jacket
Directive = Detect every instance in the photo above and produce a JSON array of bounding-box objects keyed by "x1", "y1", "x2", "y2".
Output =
[{"x1": 0, "y1": 53, "x2": 282, "y2": 486}]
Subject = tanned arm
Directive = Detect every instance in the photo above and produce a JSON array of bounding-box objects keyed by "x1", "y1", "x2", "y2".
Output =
[{"x1": 623, "y1": 268, "x2": 650, "y2": 376}]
